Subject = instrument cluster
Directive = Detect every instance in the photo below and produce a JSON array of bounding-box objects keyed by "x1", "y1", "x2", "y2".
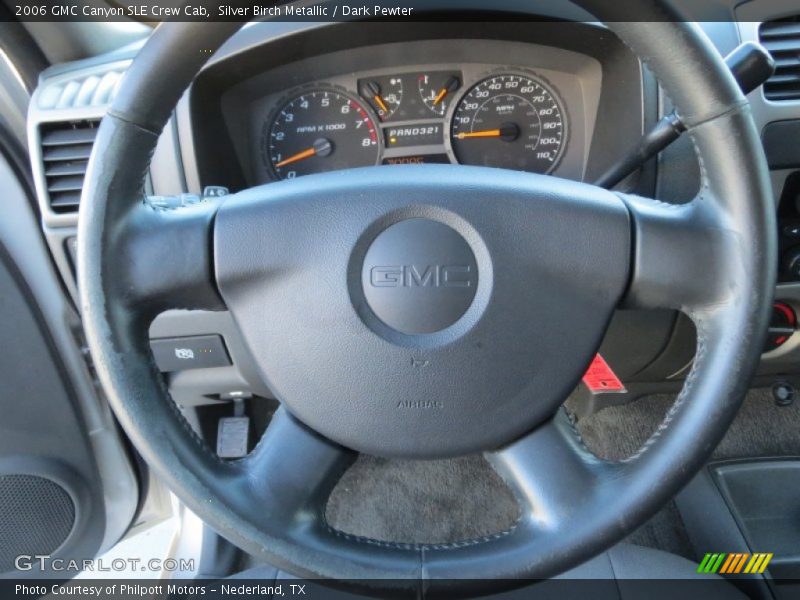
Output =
[{"x1": 260, "y1": 67, "x2": 569, "y2": 181}]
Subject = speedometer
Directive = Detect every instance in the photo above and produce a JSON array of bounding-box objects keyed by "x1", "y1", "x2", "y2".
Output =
[
  {"x1": 264, "y1": 89, "x2": 380, "y2": 180},
  {"x1": 450, "y1": 74, "x2": 566, "y2": 174}
]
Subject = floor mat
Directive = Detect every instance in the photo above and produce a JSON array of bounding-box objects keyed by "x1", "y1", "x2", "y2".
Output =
[
  {"x1": 325, "y1": 454, "x2": 519, "y2": 545},
  {"x1": 573, "y1": 388, "x2": 800, "y2": 462}
]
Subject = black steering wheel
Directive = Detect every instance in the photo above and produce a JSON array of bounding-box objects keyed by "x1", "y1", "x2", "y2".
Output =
[{"x1": 78, "y1": 2, "x2": 776, "y2": 595}]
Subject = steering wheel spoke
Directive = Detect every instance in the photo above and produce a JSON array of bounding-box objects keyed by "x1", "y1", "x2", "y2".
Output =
[
  {"x1": 232, "y1": 409, "x2": 424, "y2": 582},
  {"x1": 620, "y1": 193, "x2": 739, "y2": 313},
  {"x1": 116, "y1": 199, "x2": 225, "y2": 314},
  {"x1": 240, "y1": 408, "x2": 357, "y2": 525},
  {"x1": 485, "y1": 410, "x2": 613, "y2": 532},
  {"x1": 78, "y1": 113, "x2": 225, "y2": 321}
]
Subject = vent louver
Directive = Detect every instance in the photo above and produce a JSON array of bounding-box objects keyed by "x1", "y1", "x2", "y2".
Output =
[
  {"x1": 40, "y1": 120, "x2": 99, "y2": 213},
  {"x1": 37, "y1": 68, "x2": 124, "y2": 110},
  {"x1": 759, "y1": 16, "x2": 800, "y2": 101}
]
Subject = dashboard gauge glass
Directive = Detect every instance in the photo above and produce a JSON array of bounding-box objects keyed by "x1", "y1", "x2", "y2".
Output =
[
  {"x1": 265, "y1": 89, "x2": 380, "y2": 180},
  {"x1": 450, "y1": 73, "x2": 566, "y2": 174}
]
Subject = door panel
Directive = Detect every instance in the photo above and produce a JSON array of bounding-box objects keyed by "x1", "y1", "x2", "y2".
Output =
[{"x1": 0, "y1": 151, "x2": 138, "y2": 576}]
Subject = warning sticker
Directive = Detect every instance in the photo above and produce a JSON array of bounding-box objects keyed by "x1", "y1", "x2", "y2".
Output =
[{"x1": 582, "y1": 353, "x2": 626, "y2": 394}]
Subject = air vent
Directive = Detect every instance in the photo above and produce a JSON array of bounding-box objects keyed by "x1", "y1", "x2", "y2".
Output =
[
  {"x1": 759, "y1": 16, "x2": 800, "y2": 101},
  {"x1": 40, "y1": 120, "x2": 98, "y2": 213},
  {"x1": 37, "y1": 68, "x2": 125, "y2": 110}
]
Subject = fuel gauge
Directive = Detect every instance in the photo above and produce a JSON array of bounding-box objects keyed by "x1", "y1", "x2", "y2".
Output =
[{"x1": 359, "y1": 77, "x2": 403, "y2": 121}]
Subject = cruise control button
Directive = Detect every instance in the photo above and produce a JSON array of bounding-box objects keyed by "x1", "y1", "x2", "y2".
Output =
[{"x1": 150, "y1": 335, "x2": 231, "y2": 372}]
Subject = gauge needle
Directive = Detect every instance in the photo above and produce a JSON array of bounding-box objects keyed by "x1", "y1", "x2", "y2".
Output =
[
  {"x1": 275, "y1": 147, "x2": 316, "y2": 168},
  {"x1": 433, "y1": 88, "x2": 448, "y2": 105},
  {"x1": 374, "y1": 95, "x2": 390, "y2": 113},
  {"x1": 433, "y1": 75, "x2": 461, "y2": 105},
  {"x1": 456, "y1": 129, "x2": 502, "y2": 139},
  {"x1": 362, "y1": 81, "x2": 390, "y2": 115},
  {"x1": 274, "y1": 138, "x2": 332, "y2": 168},
  {"x1": 456, "y1": 123, "x2": 520, "y2": 141}
]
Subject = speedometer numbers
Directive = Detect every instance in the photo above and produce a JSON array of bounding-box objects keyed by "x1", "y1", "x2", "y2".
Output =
[
  {"x1": 265, "y1": 89, "x2": 380, "y2": 180},
  {"x1": 451, "y1": 74, "x2": 566, "y2": 174}
]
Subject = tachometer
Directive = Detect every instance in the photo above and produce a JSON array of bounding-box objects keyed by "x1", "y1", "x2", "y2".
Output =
[
  {"x1": 450, "y1": 74, "x2": 566, "y2": 174},
  {"x1": 265, "y1": 89, "x2": 380, "y2": 180}
]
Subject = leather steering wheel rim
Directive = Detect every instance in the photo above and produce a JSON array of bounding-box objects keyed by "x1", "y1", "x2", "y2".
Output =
[{"x1": 78, "y1": 3, "x2": 776, "y2": 594}]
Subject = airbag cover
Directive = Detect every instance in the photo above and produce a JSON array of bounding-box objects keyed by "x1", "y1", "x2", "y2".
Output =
[{"x1": 214, "y1": 165, "x2": 630, "y2": 457}]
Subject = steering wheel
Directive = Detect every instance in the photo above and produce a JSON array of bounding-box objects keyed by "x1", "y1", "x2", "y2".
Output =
[{"x1": 78, "y1": 1, "x2": 776, "y2": 594}]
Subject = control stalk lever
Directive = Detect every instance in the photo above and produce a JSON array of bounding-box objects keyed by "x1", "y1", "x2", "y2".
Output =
[{"x1": 594, "y1": 42, "x2": 775, "y2": 189}]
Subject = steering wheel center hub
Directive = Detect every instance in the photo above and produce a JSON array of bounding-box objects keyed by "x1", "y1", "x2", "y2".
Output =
[
  {"x1": 361, "y1": 219, "x2": 478, "y2": 334},
  {"x1": 211, "y1": 167, "x2": 631, "y2": 458}
]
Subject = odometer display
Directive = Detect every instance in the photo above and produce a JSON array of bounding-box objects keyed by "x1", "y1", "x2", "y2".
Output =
[
  {"x1": 265, "y1": 89, "x2": 380, "y2": 180},
  {"x1": 451, "y1": 74, "x2": 566, "y2": 174}
]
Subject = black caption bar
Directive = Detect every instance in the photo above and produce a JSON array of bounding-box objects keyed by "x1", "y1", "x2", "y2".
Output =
[
  {"x1": 9, "y1": 0, "x2": 419, "y2": 22},
  {"x1": 5, "y1": 0, "x2": 800, "y2": 22},
  {"x1": 7, "y1": 578, "x2": 786, "y2": 599}
]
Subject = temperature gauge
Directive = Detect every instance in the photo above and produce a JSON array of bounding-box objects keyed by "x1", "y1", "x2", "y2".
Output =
[{"x1": 418, "y1": 72, "x2": 461, "y2": 116}]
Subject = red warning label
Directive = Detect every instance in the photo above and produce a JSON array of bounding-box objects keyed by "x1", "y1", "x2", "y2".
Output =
[{"x1": 582, "y1": 353, "x2": 626, "y2": 394}]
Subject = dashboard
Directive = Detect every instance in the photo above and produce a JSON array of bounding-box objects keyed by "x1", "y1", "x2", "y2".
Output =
[
  {"x1": 246, "y1": 61, "x2": 584, "y2": 182},
  {"x1": 192, "y1": 22, "x2": 638, "y2": 194}
]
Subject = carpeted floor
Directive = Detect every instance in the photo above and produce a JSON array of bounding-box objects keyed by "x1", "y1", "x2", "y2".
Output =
[
  {"x1": 572, "y1": 388, "x2": 800, "y2": 462},
  {"x1": 324, "y1": 388, "x2": 800, "y2": 558},
  {"x1": 326, "y1": 454, "x2": 520, "y2": 545}
]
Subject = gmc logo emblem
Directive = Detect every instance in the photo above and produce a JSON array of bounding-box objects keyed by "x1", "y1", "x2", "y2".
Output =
[{"x1": 370, "y1": 265, "x2": 472, "y2": 288}]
